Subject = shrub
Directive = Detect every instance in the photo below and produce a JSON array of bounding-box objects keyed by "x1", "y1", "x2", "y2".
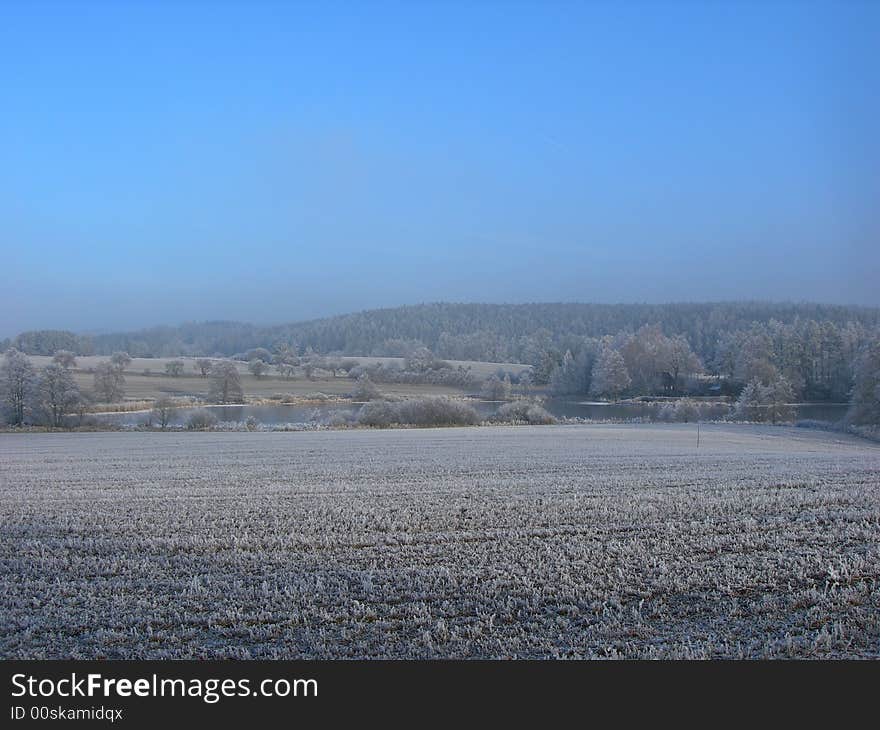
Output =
[
  {"x1": 356, "y1": 401, "x2": 399, "y2": 428},
  {"x1": 397, "y1": 397, "x2": 479, "y2": 427},
  {"x1": 186, "y1": 409, "x2": 218, "y2": 430},
  {"x1": 357, "y1": 397, "x2": 479, "y2": 428},
  {"x1": 352, "y1": 374, "x2": 382, "y2": 401},
  {"x1": 495, "y1": 400, "x2": 556, "y2": 425}
]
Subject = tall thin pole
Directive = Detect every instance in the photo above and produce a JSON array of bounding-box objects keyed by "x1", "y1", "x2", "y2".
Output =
[{"x1": 696, "y1": 422, "x2": 700, "y2": 449}]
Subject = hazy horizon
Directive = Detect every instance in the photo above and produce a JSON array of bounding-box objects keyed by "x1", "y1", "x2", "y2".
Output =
[
  {"x1": 4, "y1": 1, "x2": 878, "y2": 337},
  {"x1": 6, "y1": 297, "x2": 880, "y2": 341}
]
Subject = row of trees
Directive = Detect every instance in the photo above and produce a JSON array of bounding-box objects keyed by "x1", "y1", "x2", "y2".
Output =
[
  {"x1": 545, "y1": 326, "x2": 702, "y2": 399},
  {"x1": 6, "y1": 303, "x2": 877, "y2": 404},
  {"x1": 0, "y1": 348, "x2": 247, "y2": 426},
  {"x1": 0, "y1": 350, "x2": 88, "y2": 426}
]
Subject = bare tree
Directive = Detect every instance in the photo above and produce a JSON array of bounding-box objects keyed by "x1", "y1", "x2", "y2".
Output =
[
  {"x1": 208, "y1": 362, "x2": 244, "y2": 404},
  {"x1": 165, "y1": 360, "x2": 185, "y2": 377},
  {"x1": 152, "y1": 397, "x2": 177, "y2": 429},
  {"x1": 36, "y1": 363, "x2": 79, "y2": 427},
  {"x1": 1, "y1": 349, "x2": 37, "y2": 424},
  {"x1": 352, "y1": 374, "x2": 381, "y2": 401},
  {"x1": 94, "y1": 361, "x2": 125, "y2": 402},
  {"x1": 52, "y1": 350, "x2": 77, "y2": 369},
  {"x1": 194, "y1": 358, "x2": 212, "y2": 377},
  {"x1": 481, "y1": 373, "x2": 512, "y2": 401},
  {"x1": 110, "y1": 351, "x2": 132, "y2": 371},
  {"x1": 248, "y1": 359, "x2": 269, "y2": 378},
  {"x1": 518, "y1": 369, "x2": 532, "y2": 395}
]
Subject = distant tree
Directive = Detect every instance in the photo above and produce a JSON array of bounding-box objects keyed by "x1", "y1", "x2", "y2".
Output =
[
  {"x1": 152, "y1": 397, "x2": 177, "y2": 430},
  {"x1": 0, "y1": 349, "x2": 37, "y2": 424},
  {"x1": 589, "y1": 346, "x2": 631, "y2": 400},
  {"x1": 69, "y1": 389, "x2": 92, "y2": 426},
  {"x1": 733, "y1": 329, "x2": 776, "y2": 385},
  {"x1": 35, "y1": 363, "x2": 79, "y2": 427},
  {"x1": 734, "y1": 376, "x2": 795, "y2": 423},
  {"x1": 272, "y1": 349, "x2": 299, "y2": 379},
  {"x1": 12, "y1": 330, "x2": 91, "y2": 356},
  {"x1": 244, "y1": 348, "x2": 272, "y2": 363},
  {"x1": 352, "y1": 374, "x2": 381, "y2": 401},
  {"x1": 52, "y1": 350, "x2": 77, "y2": 369},
  {"x1": 194, "y1": 358, "x2": 212, "y2": 377},
  {"x1": 208, "y1": 362, "x2": 244, "y2": 404},
  {"x1": 248, "y1": 359, "x2": 269, "y2": 378},
  {"x1": 550, "y1": 347, "x2": 596, "y2": 395},
  {"x1": 274, "y1": 358, "x2": 297, "y2": 379},
  {"x1": 165, "y1": 360, "x2": 185, "y2": 377},
  {"x1": 848, "y1": 341, "x2": 880, "y2": 425},
  {"x1": 518, "y1": 369, "x2": 532, "y2": 395},
  {"x1": 110, "y1": 351, "x2": 132, "y2": 371},
  {"x1": 93, "y1": 361, "x2": 125, "y2": 402},
  {"x1": 734, "y1": 379, "x2": 764, "y2": 421},
  {"x1": 667, "y1": 335, "x2": 703, "y2": 393},
  {"x1": 481, "y1": 373, "x2": 512, "y2": 401},
  {"x1": 405, "y1": 347, "x2": 438, "y2": 373},
  {"x1": 186, "y1": 409, "x2": 218, "y2": 430}
]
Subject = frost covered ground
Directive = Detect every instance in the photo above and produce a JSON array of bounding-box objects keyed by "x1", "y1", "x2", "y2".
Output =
[{"x1": 1, "y1": 424, "x2": 878, "y2": 659}]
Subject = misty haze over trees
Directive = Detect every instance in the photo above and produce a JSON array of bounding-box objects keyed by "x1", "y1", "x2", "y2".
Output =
[{"x1": 2, "y1": 301, "x2": 880, "y2": 428}]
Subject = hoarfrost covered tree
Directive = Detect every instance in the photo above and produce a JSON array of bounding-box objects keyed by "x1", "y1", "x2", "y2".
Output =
[
  {"x1": 589, "y1": 346, "x2": 630, "y2": 400},
  {"x1": 244, "y1": 347, "x2": 272, "y2": 363},
  {"x1": 734, "y1": 376, "x2": 795, "y2": 423},
  {"x1": 405, "y1": 347, "x2": 439, "y2": 373},
  {"x1": 165, "y1": 360, "x2": 185, "y2": 376},
  {"x1": 209, "y1": 361, "x2": 244, "y2": 404},
  {"x1": 152, "y1": 397, "x2": 177, "y2": 429},
  {"x1": 481, "y1": 373, "x2": 511, "y2": 401},
  {"x1": 35, "y1": 363, "x2": 80, "y2": 427},
  {"x1": 93, "y1": 361, "x2": 125, "y2": 402},
  {"x1": 550, "y1": 347, "x2": 596, "y2": 395},
  {"x1": 734, "y1": 379, "x2": 764, "y2": 421},
  {"x1": 0, "y1": 349, "x2": 37, "y2": 424},
  {"x1": 763, "y1": 375, "x2": 796, "y2": 423},
  {"x1": 848, "y1": 341, "x2": 880, "y2": 425},
  {"x1": 110, "y1": 351, "x2": 132, "y2": 371},
  {"x1": 667, "y1": 335, "x2": 703, "y2": 393},
  {"x1": 68, "y1": 389, "x2": 92, "y2": 426},
  {"x1": 248, "y1": 359, "x2": 269, "y2": 378},
  {"x1": 194, "y1": 358, "x2": 212, "y2": 377},
  {"x1": 52, "y1": 350, "x2": 77, "y2": 369},
  {"x1": 273, "y1": 350, "x2": 299, "y2": 379},
  {"x1": 352, "y1": 374, "x2": 381, "y2": 401}
]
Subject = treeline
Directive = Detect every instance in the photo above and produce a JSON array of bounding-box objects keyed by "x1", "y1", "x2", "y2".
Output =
[{"x1": 5, "y1": 302, "x2": 879, "y2": 404}]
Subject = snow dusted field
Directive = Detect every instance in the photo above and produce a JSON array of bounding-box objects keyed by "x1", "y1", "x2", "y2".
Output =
[{"x1": 1, "y1": 424, "x2": 878, "y2": 659}]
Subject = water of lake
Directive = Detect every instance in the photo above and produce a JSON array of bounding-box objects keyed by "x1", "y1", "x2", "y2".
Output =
[{"x1": 94, "y1": 398, "x2": 850, "y2": 427}]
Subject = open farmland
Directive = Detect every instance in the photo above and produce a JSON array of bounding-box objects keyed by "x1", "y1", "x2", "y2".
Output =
[
  {"x1": 1, "y1": 425, "x2": 878, "y2": 659},
  {"x1": 24, "y1": 354, "x2": 523, "y2": 401}
]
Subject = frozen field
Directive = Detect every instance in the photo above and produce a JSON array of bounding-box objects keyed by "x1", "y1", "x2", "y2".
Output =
[{"x1": 1, "y1": 424, "x2": 878, "y2": 659}]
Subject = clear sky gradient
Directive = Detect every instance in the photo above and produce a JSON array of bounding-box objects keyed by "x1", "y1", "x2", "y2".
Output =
[{"x1": 2, "y1": 0, "x2": 878, "y2": 336}]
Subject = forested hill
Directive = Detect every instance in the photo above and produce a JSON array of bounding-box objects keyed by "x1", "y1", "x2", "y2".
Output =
[{"x1": 8, "y1": 301, "x2": 880, "y2": 364}]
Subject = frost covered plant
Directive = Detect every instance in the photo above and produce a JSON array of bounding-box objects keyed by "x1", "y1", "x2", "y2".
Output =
[
  {"x1": 186, "y1": 409, "x2": 218, "y2": 430},
  {"x1": 357, "y1": 397, "x2": 479, "y2": 427},
  {"x1": 734, "y1": 376, "x2": 795, "y2": 423},
  {"x1": 495, "y1": 399, "x2": 556, "y2": 425},
  {"x1": 2, "y1": 424, "x2": 878, "y2": 660},
  {"x1": 351, "y1": 374, "x2": 382, "y2": 402}
]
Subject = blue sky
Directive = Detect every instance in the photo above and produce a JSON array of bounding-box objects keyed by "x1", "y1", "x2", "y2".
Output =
[{"x1": 2, "y1": 0, "x2": 878, "y2": 336}]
